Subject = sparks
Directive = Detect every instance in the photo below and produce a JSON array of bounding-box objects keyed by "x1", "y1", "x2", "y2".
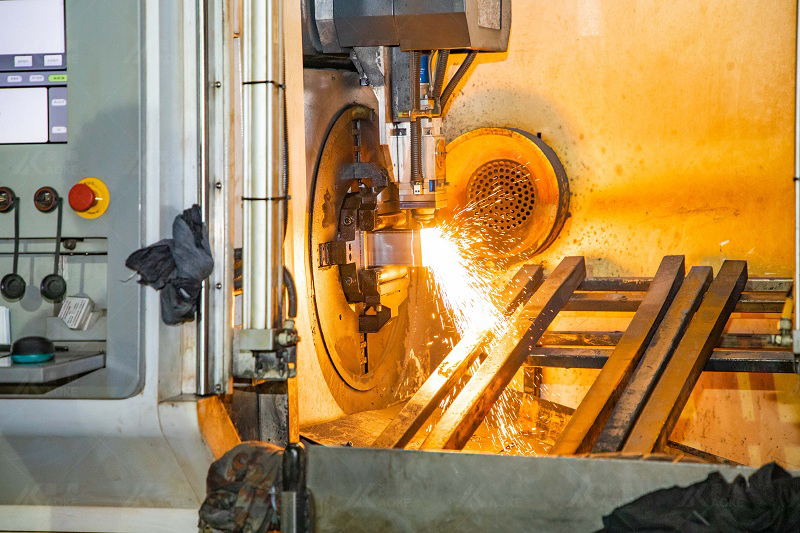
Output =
[
  {"x1": 420, "y1": 225, "x2": 503, "y2": 336},
  {"x1": 419, "y1": 217, "x2": 556, "y2": 455}
]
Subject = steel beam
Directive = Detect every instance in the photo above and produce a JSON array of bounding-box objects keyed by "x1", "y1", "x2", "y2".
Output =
[
  {"x1": 575, "y1": 277, "x2": 790, "y2": 293},
  {"x1": 704, "y1": 350, "x2": 795, "y2": 372},
  {"x1": 563, "y1": 292, "x2": 644, "y2": 312},
  {"x1": 560, "y1": 290, "x2": 784, "y2": 313},
  {"x1": 578, "y1": 277, "x2": 652, "y2": 291},
  {"x1": 622, "y1": 260, "x2": 748, "y2": 454},
  {"x1": 372, "y1": 264, "x2": 544, "y2": 449},
  {"x1": 420, "y1": 257, "x2": 586, "y2": 451},
  {"x1": 551, "y1": 256, "x2": 685, "y2": 455},
  {"x1": 592, "y1": 267, "x2": 713, "y2": 453},
  {"x1": 525, "y1": 348, "x2": 796, "y2": 373},
  {"x1": 540, "y1": 331, "x2": 623, "y2": 347},
  {"x1": 538, "y1": 331, "x2": 781, "y2": 350}
]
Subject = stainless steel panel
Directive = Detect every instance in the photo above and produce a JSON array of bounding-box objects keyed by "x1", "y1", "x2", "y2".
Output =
[
  {"x1": 0, "y1": 352, "x2": 104, "y2": 384},
  {"x1": 307, "y1": 446, "x2": 756, "y2": 532}
]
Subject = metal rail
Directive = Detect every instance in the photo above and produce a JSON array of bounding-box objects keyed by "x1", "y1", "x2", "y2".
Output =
[
  {"x1": 563, "y1": 290, "x2": 786, "y2": 313},
  {"x1": 552, "y1": 256, "x2": 685, "y2": 455},
  {"x1": 412, "y1": 257, "x2": 790, "y2": 457},
  {"x1": 593, "y1": 267, "x2": 712, "y2": 453},
  {"x1": 577, "y1": 277, "x2": 790, "y2": 293},
  {"x1": 525, "y1": 348, "x2": 797, "y2": 374},
  {"x1": 622, "y1": 261, "x2": 748, "y2": 454},
  {"x1": 538, "y1": 331, "x2": 784, "y2": 350}
]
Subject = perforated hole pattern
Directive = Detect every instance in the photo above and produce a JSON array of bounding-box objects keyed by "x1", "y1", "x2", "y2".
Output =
[{"x1": 466, "y1": 159, "x2": 535, "y2": 232}]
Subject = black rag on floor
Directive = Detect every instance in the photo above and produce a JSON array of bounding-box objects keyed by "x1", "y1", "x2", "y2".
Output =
[
  {"x1": 125, "y1": 205, "x2": 214, "y2": 325},
  {"x1": 599, "y1": 463, "x2": 800, "y2": 532}
]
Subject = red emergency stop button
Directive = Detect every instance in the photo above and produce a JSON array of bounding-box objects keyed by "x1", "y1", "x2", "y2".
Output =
[{"x1": 68, "y1": 183, "x2": 97, "y2": 212}]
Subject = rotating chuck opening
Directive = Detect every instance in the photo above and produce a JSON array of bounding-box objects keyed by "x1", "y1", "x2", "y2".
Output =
[{"x1": 443, "y1": 128, "x2": 571, "y2": 267}]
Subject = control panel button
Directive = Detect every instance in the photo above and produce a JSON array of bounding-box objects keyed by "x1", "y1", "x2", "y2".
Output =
[
  {"x1": 69, "y1": 178, "x2": 110, "y2": 219},
  {"x1": 44, "y1": 55, "x2": 62, "y2": 67},
  {"x1": 68, "y1": 183, "x2": 97, "y2": 212},
  {"x1": 14, "y1": 56, "x2": 32, "y2": 67}
]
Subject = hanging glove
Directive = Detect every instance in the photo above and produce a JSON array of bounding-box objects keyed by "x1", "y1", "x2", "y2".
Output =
[{"x1": 125, "y1": 204, "x2": 214, "y2": 325}]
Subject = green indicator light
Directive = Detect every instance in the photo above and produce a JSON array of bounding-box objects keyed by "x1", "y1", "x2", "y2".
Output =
[{"x1": 48, "y1": 74, "x2": 67, "y2": 82}]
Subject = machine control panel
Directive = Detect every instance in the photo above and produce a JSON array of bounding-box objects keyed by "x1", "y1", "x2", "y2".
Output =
[
  {"x1": 0, "y1": 0, "x2": 68, "y2": 144},
  {"x1": 0, "y1": 0, "x2": 144, "y2": 399}
]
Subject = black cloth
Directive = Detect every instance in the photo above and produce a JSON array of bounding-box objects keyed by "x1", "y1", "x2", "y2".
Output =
[
  {"x1": 125, "y1": 205, "x2": 213, "y2": 325},
  {"x1": 600, "y1": 463, "x2": 800, "y2": 532}
]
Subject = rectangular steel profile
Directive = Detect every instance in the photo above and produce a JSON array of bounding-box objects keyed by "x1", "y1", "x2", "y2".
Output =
[
  {"x1": 420, "y1": 256, "x2": 586, "y2": 451},
  {"x1": 592, "y1": 266, "x2": 713, "y2": 453},
  {"x1": 551, "y1": 256, "x2": 685, "y2": 455},
  {"x1": 524, "y1": 348, "x2": 797, "y2": 374},
  {"x1": 562, "y1": 291, "x2": 785, "y2": 313},
  {"x1": 575, "y1": 277, "x2": 790, "y2": 293},
  {"x1": 538, "y1": 331, "x2": 780, "y2": 350},
  {"x1": 372, "y1": 264, "x2": 544, "y2": 449},
  {"x1": 623, "y1": 260, "x2": 748, "y2": 454}
]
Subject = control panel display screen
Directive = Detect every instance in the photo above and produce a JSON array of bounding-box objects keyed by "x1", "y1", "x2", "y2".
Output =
[
  {"x1": 0, "y1": 88, "x2": 48, "y2": 143},
  {"x1": 0, "y1": 0, "x2": 67, "y2": 144},
  {"x1": 0, "y1": 0, "x2": 65, "y2": 59}
]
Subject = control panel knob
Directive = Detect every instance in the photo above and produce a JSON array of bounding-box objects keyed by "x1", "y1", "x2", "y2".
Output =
[
  {"x1": 33, "y1": 186, "x2": 59, "y2": 213},
  {"x1": 68, "y1": 183, "x2": 97, "y2": 212},
  {"x1": 40, "y1": 273, "x2": 67, "y2": 303},
  {"x1": 0, "y1": 187, "x2": 15, "y2": 213},
  {"x1": 1, "y1": 273, "x2": 25, "y2": 301},
  {"x1": 0, "y1": 186, "x2": 24, "y2": 301}
]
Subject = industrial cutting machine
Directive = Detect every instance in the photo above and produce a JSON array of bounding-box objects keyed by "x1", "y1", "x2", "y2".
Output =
[{"x1": 0, "y1": 1, "x2": 798, "y2": 531}]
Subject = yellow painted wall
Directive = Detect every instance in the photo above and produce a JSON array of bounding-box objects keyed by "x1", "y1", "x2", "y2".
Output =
[
  {"x1": 444, "y1": 0, "x2": 800, "y2": 466},
  {"x1": 446, "y1": 0, "x2": 795, "y2": 277}
]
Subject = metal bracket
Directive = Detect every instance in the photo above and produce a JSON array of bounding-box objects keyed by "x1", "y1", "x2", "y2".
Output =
[
  {"x1": 359, "y1": 307, "x2": 391, "y2": 334},
  {"x1": 318, "y1": 241, "x2": 348, "y2": 268},
  {"x1": 350, "y1": 47, "x2": 385, "y2": 87},
  {"x1": 234, "y1": 328, "x2": 293, "y2": 381},
  {"x1": 233, "y1": 345, "x2": 297, "y2": 381},
  {"x1": 238, "y1": 328, "x2": 276, "y2": 352}
]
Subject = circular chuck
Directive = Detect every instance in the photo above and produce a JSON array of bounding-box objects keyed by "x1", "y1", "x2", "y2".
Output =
[
  {"x1": 1, "y1": 273, "x2": 26, "y2": 301},
  {"x1": 40, "y1": 274, "x2": 67, "y2": 303}
]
